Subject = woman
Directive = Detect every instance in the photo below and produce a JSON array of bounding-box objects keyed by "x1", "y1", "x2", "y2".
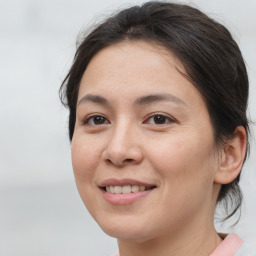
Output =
[{"x1": 60, "y1": 1, "x2": 254, "y2": 255}]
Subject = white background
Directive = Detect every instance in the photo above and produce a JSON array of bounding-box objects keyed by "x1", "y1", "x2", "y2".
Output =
[{"x1": 0, "y1": 0, "x2": 255, "y2": 255}]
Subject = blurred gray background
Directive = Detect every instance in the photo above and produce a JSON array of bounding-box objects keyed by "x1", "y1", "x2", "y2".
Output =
[{"x1": 0, "y1": 0, "x2": 255, "y2": 255}]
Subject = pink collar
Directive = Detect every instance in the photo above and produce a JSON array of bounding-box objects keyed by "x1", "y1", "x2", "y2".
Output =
[
  {"x1": 210, "y1": 233, "x2": 244, "y2": 256},
  {"x1": 114, "y1": 233, "x2": 244, "y2": 256}
]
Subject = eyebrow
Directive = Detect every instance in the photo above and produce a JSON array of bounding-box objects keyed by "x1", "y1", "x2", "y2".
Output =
[
  {"x1": 77, "y1": 93, "x2": 186, "y2": 107},
  {"x1": 77, "y1": 94, "x2": 110, "y2": 106},
  {"x1": 134, "y1": 93, "x2": 187, "y2": 106}
]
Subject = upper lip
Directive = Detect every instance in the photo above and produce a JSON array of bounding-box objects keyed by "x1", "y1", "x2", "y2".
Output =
[{"x1": 99, "y1": 178, "x2": 157, "y2": 188}]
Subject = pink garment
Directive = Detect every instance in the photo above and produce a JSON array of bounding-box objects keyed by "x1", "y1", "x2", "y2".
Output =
[
  {"x1": 113, "y1": 233, "x2": 244, "y2": 256},
  {"x1": 210, "y1": 233, "x2": 244, "y2": 256}
]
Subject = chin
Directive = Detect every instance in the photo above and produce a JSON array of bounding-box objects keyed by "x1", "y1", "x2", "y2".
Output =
[{"x1": 97, "y1": 216, "x2": 154, "y2": 242}]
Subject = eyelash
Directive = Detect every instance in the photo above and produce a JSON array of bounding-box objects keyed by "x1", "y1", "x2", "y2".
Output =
[
  {"x1": 144, "y1": 113, "x2": 175, "y2": 125},
  {"x1": 82, "y1": 113, "x2": 175, "y2": 127},
  {"x1": 82, "y1": 115, "x2": 110, "y2": 126}
]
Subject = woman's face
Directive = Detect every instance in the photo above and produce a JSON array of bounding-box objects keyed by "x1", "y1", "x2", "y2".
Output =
[{"x1": 72, "y1": 41, "x2": 221, "y2": 242}]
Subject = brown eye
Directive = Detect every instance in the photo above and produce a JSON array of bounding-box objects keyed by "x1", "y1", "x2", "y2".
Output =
[
  {"x1": 145, "y1": 114, "x2": 174, "y2": 125},
  {"x1": 153, "y1": 115, "x2": 167, "y2": 124},
  {"x1": 93, "y1": 116, "x2": 106, "y2": 125},
  {"x1": 83, "y1": 115, "x2": 109, "y2": 126}
]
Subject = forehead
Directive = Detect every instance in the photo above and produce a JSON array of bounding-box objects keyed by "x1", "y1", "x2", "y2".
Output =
[
  {"x1": 78, "y1": 40, "x2": 205, "y2": 109},
  {"x1": 81, "y1": 40, "x2": 184, "y2": 85}
]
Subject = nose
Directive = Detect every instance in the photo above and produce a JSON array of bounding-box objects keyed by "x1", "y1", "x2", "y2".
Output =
[{"x1": 102, "y1": 122, "x2": 143, "y2": 167}]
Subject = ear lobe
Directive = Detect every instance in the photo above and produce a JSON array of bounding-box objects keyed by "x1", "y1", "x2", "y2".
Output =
[{"x1": 214, "y1": 126, "x2": 247, "y2": 185}]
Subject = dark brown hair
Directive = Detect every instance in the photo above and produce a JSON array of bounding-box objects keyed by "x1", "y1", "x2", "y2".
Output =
[{"x1": 60, "y1": 1, "x2": 249, "y2": 223}]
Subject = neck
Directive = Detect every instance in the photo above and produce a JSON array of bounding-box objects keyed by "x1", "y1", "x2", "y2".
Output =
[{"x1": 117, "y1": 222, "x2": 222, "y2": 256}]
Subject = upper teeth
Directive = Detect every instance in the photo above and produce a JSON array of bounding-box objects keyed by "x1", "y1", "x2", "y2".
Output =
[{"x1": 106, "y1": 185, "x2": 147, "y2": 194}]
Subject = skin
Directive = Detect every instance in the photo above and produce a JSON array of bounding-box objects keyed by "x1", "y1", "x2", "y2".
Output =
[{"x1": 71, "y1": 40, "x2": 246, "y2": 256}]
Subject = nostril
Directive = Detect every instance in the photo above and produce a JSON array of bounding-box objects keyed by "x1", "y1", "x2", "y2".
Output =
[
  {"x1": 105, "y1": 158, "x2": 133, "y2": 166},
  {"x1": 106, "y1": 159, "x2": 112, "y2": 165}
]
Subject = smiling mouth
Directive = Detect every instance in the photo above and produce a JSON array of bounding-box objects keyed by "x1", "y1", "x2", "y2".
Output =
[{"x1": 103, "y1": 185, "x2": 156, "y2": 194}]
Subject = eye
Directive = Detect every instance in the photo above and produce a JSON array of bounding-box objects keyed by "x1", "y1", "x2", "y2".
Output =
[
  {"x1": 145, "y1": 114, "x2": 174, "y2": 125},
  {"x1": 83, "y1": 115, "x2": 110, "y2": 126}
]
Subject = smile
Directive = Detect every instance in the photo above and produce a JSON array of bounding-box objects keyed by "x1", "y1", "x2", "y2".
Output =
[
  {"x1": 99, "y1": 179, "x2": 157, "y2": 204},
  {"x1": 105, "y1": 185, "x2": 154, "y2": 194}
]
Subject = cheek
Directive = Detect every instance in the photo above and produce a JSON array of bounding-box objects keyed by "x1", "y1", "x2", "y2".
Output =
[
  {"x1": 147, "y1": 132, "x2": 217, "y2": 191},
  {"x1": 71, "y1": 133, "x2": 107, "y2": 214},
  {"x1": 71, "y1": 134, "x2": 102, "y2": 182},
  {"x1": 144, "y1": 134, "x2": 217, "y2": 227}
]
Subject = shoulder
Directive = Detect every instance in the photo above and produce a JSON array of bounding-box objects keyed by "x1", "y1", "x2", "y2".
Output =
[{"x1": 211, "y1": 233, "x2": 256, "y2": 256}]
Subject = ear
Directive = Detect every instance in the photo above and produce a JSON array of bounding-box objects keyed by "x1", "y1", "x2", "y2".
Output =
[{"x1": 214, "y1": 126, "x2": 247, "y2": 185}]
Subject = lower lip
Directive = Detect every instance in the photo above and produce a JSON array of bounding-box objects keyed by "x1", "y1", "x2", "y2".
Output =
[{"x1": 101, "y1": 189, "x2": 155, "y2": 205}]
